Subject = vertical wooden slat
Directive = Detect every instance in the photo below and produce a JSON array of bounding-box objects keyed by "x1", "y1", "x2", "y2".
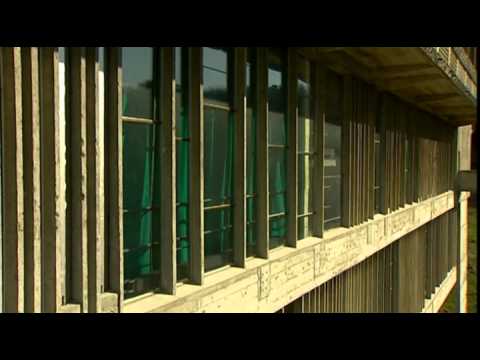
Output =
[
  {"x1": 105, "y1": 47, "x2": 123, "y2": 310},
  {"x1": 21, "y1": 47, "x2": 41, "y2": 312},
  {"x1": 159, "y1": 47, "x2": 176, "y2": 294},
  {"x1": 189, "y1": 47, "x2": 204, "y2": 284},
  {"x1": 86, "y1": 47, "x2": 104, "y2": 312},
  {"x1": 286, "y1": 48, "x2": 297, "y2": 248},
  {"x1": 1, "y1": 47, "x2": 24, "y2": 312},
  {"x1": 256, "y1": 48, "x2": 269, "y2": 258},
  {"x1": 312, "y1": 64, "x2": 326, "y2": 238},
  {"x1": 233, "y1": 47, "x2": 247, "y2": 267}
]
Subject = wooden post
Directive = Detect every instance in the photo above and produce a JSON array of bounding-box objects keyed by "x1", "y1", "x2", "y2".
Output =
[
  {"x1": 233, "y1": 47, "x2": 247, "y2": 267},
  {"x1": 189, "y1": 47, "x2": 204, "y2": 284}
]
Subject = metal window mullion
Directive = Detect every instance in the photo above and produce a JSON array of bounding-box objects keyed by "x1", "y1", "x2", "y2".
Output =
[
  {"x1": 256, "y1": 48, "x2": 269, "y2": 259},
  {"x1": 189, "y1": 47, "x2": 204, "y2": 284},
  {"x1": 286, "y1": 49, "x2": 298, "y2": 248},
  {"x1": 233, "y1": 47, "x2": 247, "y2": 268},
  {"x1": 159, "y1": 47, "x2": 176, "y2": 295},
  {"x1": 105, "y1": 47, "x2": 123, "y2": 311}
]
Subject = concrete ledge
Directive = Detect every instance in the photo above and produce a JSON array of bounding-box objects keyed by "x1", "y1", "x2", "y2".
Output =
[
  {"x1": 123, "y1": 191, "x2": 455, "y2": 313},
  {"x1": 422, "y1": 267, "x2": 457, "y2": 313}
]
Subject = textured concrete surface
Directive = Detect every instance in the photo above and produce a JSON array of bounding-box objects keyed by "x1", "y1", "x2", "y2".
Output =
[{"x1": 124, "y1": 191, "x2": 455, "y2": 313}]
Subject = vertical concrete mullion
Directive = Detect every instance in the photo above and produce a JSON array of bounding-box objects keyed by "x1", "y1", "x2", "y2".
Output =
[
  {"x1": 312, "y1": 64, "x2": 326, "y2": 238},
  {"x1": 0, "y1": 48, "x2": 2, "y2": 313},
  {"x1": 86, "y1": 47, "x2": 104, "y2": 312},
  {"x1": 159, "y1": 47, "x2": 176, "y2": 294},
  {"x1": 0, "y1": 47, "x2": 24, "y2": 313},
  {"x1": 256, "y1": 48, "x2": 269, "y2": 259},
  {"x1": 189, "y1": 47, "x2": 204, "y2": 284},
  {"x1": 342, "y1": 75, "x2": 352, "y2": 228},
  {"x1": 105, "y1": 47, "x2": 123, "y2": 311},
  {"x1": 233, "y1": 47, "x2": 247, "y2": 267},
  {"x1": 286, "y1": 49, "x2": 298, "y2": 248},
  {"x1": 68, "y1": 47, "x2": 88, "y2": 311},
  {"x1": 21, "y1": 47, "x2": 42, "y2": 312},
  {"x1": 39, "y1": 47, "x2": 62, "y2": 312}
]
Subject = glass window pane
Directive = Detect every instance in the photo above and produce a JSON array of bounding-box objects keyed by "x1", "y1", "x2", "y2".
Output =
[
  {"x1": 203, "y1": 47, "x2": 229, "y2": 104},
  {"x1": 122, "y1": 47, "x2": 154, "y2": 119},
  {"x1": 324, "y1": 71, "x2": 343, "y2": 230},
  {"x1": 298, "y1": 216, "x2": 312, "y2": 240},
  {"x1": 123, "y1": 123, "x2": 155, "y2": 210},
  {"x1": 269, "y1": 216, "x2": 287, "y2": 249},
  {"x1": 205, "y1": 208, "x2": 233, "y2": 272},
  {"x1": 204, "y1": 107, "x2": 233, "y2": 207},
  {"x1": 298, "y1": 155, "x2": 314, "y2": 214}
]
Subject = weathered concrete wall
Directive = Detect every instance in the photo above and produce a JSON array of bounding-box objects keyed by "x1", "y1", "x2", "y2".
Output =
[
  {"x1": 422, "y1": 267, "x2": 457, "y2": 313},
  {"x1": 124, "y1": 191, "x2": 455, "y2": 313}
]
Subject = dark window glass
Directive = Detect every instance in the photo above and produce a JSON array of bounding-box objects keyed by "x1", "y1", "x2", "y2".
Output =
[
  {"x1": 324, "y1": 71, "x2": 342, "y2": 231},
  {"x1": 175, "y1": 47, "x2": 190, "y2": 281},
  {"x1": 203, "y1": 48, "x2": 229, "y2": 104},
  {"x1": 122, "y1": 47, "x2": 154, "y2": 119},
  {"x1": 246, "y1": 49, "x2": 257, "y2": 257},
  {"x1": 203, "y1": 47, "x2": 234, "y2": 271},
  {"x1": 268, "y1": 48, "x2": 287, "y2": 248},
  {"x1": 122, "y1": 48, "x2": 159, "y2": 299}
]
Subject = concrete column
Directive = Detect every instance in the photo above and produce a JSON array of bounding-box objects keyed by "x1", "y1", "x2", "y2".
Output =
[
  {"x1": 456, "y1": 192, "x2": 469, "y2": 313},
  {"x1": 85, "y1": 47, "x2": 104, "y2": 312},
  {"x1": 67, "y1": 48, "x2": 89, "y2": 311},
  {"x1": 233, "y1": 47, "x2": 247, "y2": 267},
  {"x1": 255, "y1": 48, "x2": 269, "y2": 258},
  {"x1": 21, "y1": 47, "x2": 42, "y2": 312},
  {"x1": 0, "y1": 47, "x2": 24, "y2": 313},
  {"x1": 105, "y1": 47, "x2": 123, "y2": 311},
  {"x1": 39, "y1": 47, "x2": 63, "y2": 312},
  {"x1": 159, "y1": 47, "x2": 176, "y2": 294}
]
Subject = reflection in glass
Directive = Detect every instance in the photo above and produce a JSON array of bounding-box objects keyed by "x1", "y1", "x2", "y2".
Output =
[
  {"x1": 268, "y1": 48, "x2": 287, "y2": 249},
  {"x1": 175, "y1": 47, "x2": 190, "y2": 281},
  {"x1": 324, "y1": 72, "x2": 343, "y2": 231},
  {"x1": 122, "y1": 47, "x2": 154, "y2": 119},
  {"x1": 203, "y1": 47, "x2": 234, "y2": 271},
  {"x1": 246, "y1": 49, "x2": 257, "y2": 257}
]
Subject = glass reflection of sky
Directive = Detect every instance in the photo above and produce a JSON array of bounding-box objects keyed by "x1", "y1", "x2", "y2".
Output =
[{"x1": 122, "y1": 47, "x2": 153, "y2": 89}]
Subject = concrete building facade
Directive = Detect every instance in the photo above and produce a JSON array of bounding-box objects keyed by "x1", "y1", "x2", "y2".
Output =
[{"x1": 0, "y1": 47, "x2": 476, "y2": 313}]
